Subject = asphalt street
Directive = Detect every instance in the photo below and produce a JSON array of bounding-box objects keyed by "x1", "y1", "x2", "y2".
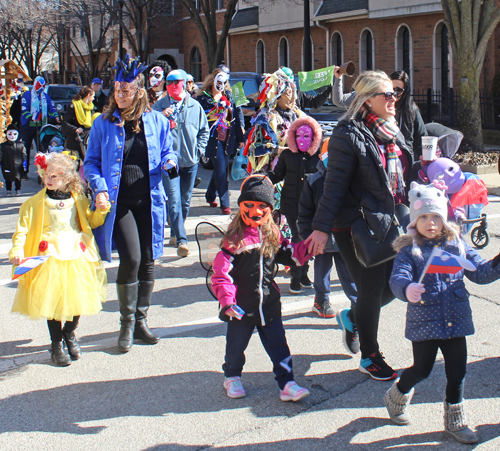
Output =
[{"x1": 0, "y1": 164, "x2": 499, "y2": 450}]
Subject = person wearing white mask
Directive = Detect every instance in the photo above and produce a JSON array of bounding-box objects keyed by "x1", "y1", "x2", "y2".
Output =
[{"x1": 147, "y1": 60, "x2": 171, "y2": 107}]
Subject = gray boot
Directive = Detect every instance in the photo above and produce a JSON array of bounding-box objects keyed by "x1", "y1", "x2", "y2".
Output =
[
  {"x1": 134, "y1": 280, "x2": 159, "y2": 344},
  {"x1": 444, "y1": 400, "x2": 478, "y2": 444},
  {"x1": 116, "y1": 282, "x2": 139, "y2": 352},
  {"x1": 384, "y1": 381, "x2": 414, "y2": 425}
]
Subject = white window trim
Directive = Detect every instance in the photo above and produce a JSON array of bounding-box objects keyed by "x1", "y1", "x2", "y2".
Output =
[
  {"x1": 394, "y1": 23, "x2": 414, "y2": 91},
  {"x1": 433, "y1": 20, "x2": 454, "y2": 91},
  {"x1": 278, "y1": 36, "x2": 290, "y2": 68},
  {"x1": 359, "y1": 28, "x2": 375, "y2": 72},
  {"x1": 256, "y1": 39, "x2": 266, "y2": 74},
  {"x1": 330, "y1": 31, "x2": 344, "y2": 67}
]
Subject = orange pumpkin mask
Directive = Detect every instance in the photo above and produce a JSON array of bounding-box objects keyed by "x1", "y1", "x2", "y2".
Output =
[{"x1": 239, "y1": 201, "x2": 272, "y2": 227}]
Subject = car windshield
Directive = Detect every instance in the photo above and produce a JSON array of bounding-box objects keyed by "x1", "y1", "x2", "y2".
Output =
[
  {"x1": 49, "y1": 87, "x2": 81, "y2": 100},
  {"x1": 230, "y1": 79, "x2": 260, "y2": 97}
]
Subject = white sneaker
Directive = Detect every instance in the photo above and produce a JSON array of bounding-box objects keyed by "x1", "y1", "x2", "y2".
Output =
[
  {"x1": 177, "y1": 243, "x2": 189, "y2": 257},
  {"x1": 223, "y1": 376, "x2": 246, "y2": 398},
  {"x1": 280, "y1": 381, "x2": 310, "y2": 402},
  {"x1": 168, "y1": 236, "x2": 177, "y2": 246}
]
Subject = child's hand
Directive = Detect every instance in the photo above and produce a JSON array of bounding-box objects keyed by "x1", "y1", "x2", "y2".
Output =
[
  {"x1": 10, "y1": 257, "x2": 22, "y2": 266},
  {"x1": 406, "y1": 283, "x2": 425, "y2": 303},
  {"x1": 225, "y1": 305, "x2": 238, "y2": 318},
  {"x1": 95, "y1": 192, "x2": 109, "y2": 210}
]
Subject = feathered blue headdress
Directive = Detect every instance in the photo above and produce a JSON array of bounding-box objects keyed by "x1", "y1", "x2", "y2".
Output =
[{"x1": 114, "y1": 54, "x2": 148, "y2": 83}]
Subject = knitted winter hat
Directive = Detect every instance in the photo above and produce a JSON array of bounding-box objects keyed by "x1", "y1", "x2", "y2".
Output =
[
  {"x1": 238, "y1": 175, "x2": 275, "y2": 208},
  {"x1": 407, "y1": 181, "x2": 454, "y2": 235}
]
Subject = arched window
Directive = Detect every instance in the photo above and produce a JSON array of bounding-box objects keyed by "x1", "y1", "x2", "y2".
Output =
[
  {"x1": 331, "y1": 32, "x2": 343, "y2": 67},
  {"x1": 302, "y1": 36, "x2": 314, "y2": 70},
  {"x1": 360, "y1": 29, "x2": 374, "y2": 72},
  {"x1": 396, "y1": 25, "x2": 411, "y2": 74},
  {"x1": 433, "y1": 21, "x2": 452, "y2": 91},
  {"x1": 190, "y1": 47, "x2": 201, "y2": 82},
  {"x1": 256, "y1": 40, "x2": 266, "y2": 74},
  {"x1": 279, "y1": 37, "x2": 289, "y2": 68}
]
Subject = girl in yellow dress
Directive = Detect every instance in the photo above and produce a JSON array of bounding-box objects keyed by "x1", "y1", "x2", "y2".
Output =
[{"x1": 9, "y1": 152, "x2": 110, "y2": 366}]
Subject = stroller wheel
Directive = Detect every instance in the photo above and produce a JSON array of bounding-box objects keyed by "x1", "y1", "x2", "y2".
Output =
[{"x1": 471, "y1": 227, "x2": 489, "y2": 249}]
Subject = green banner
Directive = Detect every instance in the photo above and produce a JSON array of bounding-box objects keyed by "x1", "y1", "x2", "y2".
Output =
[
  {"x1": 298, "y1": 66, "x2": 335, "y2": 92},
  {"x1": 232, "y1": 82, "x2": 249, "y2": 107}
]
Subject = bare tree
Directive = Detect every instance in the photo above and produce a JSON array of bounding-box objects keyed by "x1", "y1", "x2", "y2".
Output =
[{"x1": 441, "y1": 0, "x2": 500, "y2": 152}]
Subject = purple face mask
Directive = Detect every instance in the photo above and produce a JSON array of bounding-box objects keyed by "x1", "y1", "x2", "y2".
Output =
[
  {"x1": 296, "y1": 124, "x2": 313, "y2": 152},
  {"x1": 427, "y1": 157, "x2": 465, "y2": 194}
]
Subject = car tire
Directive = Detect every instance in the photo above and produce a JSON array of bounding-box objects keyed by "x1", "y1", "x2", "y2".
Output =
[{"x1": 200, "y1": 155, "x2": 214, "y2": 170}]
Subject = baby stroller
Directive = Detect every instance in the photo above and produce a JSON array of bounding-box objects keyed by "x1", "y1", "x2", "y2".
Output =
[
  {"x1": 39, "y1": 124, "x2": 65, "y2": 153},
  {"x1": 424, "y1": 123, "x2": 490, "y2": 249}
]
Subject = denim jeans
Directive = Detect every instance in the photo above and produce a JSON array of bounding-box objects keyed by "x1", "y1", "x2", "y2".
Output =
[
  {"x1": 223, "y1": 319, "x2": 294, "y2": 390},
  {"x1": 205, "y1": 141, "x2": 230, "y2": 209},
  {"x1": 314, "y1": 251, "x2": 358, "y2": 306},
  {"x1": 163, "y1": 163, "x2": 198, "y2": 245}
]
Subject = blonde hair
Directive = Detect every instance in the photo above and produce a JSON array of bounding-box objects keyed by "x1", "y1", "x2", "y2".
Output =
[
  {"x1": 41, "y1": 153, "x2": 84, "y2": 195},
  {"x1": 223, "y1": 211, "x2": 280, "y2": 258},
  {"x1": 104, "y1": 74, "x2": 150, "y2": 133},
  {"x1": 342, "y1": 70, "x2": 392, "y2": 121},
  {"x1": 196, "y1": 68, "x2": 232, "y2": 97}
]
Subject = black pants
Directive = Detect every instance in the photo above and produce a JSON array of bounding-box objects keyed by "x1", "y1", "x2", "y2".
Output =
[
  {"x1": 333, "y1": 230, "x2": 395, "y2": 358},
  {"x1": 47, "y1": 317, "x2": 80, "y2": 342},
  {"x1": 113, "y1": 196, "x2": 155, "y2": 284},
  {"x1": 20, "y1": 127, "x2": 38, "y2": 170},
  {"x1": 397, "y1": 337, "x2": 467, "y2": 404},
  {"x1": 223, "y1": 319, "x2": 294, "y2": 390},
  {"x1": 286, "y1": 216, "x2": 309, "y2": 279},
  {"x1": 5, "y1": 179, "x2": 21, "y2": 191}
]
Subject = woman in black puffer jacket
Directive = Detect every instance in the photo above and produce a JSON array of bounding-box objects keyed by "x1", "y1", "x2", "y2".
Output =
[
  {"x1": 268, "y1": 115, "x2": 323, "y2": 294},
  {"x1": 307, "y1": 70, "x2": 414, "y2": 381}
]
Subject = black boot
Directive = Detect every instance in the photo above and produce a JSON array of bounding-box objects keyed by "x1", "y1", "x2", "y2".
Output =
[
  {"x1": 62, "y1": 317, "x2": 81, "y2": 360},
  {"x1": 134, "y1": 280, "x2": 160, "y2": 344},
  {"x1": 117, "y1": 282, "x2": 139, "y2": 352},
  {"x1": 50, "y1": 341, "x2": 71, "y2": 366}
]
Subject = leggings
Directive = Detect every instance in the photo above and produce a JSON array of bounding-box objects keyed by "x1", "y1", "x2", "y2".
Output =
[
  {"x1": 397, "y1": 336, "x2": 467, "y2": 404},
  {"x1": 333, "y1": 230, "x2": 395, "y2": 358},
  {"x1": 113, "y1": 196, "x2": 155, "y2": 284},
  {"x1": 47, "y1": 317, "x2": 80, "y2": 342}
]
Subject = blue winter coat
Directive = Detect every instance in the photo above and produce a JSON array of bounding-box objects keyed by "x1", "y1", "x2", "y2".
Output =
[
  {"x1": 20, "y1": 90, "x2": 59, "y2": 128},
  {"x1": 84, "y1": 109, "x2": 176, "y2": 262},
  {"x1": 390, "y1": 236, "x2": 500, "y2": 341},
  {"x1": 151, "y1": 92, "x2": 209, "y2": 168}
]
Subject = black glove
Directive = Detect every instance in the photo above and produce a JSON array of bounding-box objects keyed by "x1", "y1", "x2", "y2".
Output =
[{"x1": 492, "y1": 252, "x2": 500, "y2": 268}]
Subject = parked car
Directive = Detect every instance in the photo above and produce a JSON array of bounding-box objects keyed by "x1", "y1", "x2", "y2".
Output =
[
  {"x1": 229, "y1": 72, "x2": 263, "y2": 129},
  {"x1": 46, "y1": 85, "x2": 82, "y2": 117}
]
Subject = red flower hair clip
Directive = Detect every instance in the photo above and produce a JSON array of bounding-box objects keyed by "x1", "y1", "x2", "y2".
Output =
[
  {"x1": 39, "y1": 241, "x2": 48, "y2": 252},
  {"x1": 35, "y1": 154, "x2": 47, "y2": 170}
]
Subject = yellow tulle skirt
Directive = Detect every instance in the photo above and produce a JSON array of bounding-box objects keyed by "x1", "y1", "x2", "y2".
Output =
[{"x1": 12, "y1": 256, "x2": 106, "y2": 322}]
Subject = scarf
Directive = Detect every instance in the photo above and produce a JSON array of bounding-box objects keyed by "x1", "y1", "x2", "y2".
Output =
[
  {"x1": 30, "y1": 89, "x2": 47, "y2": 124},
  {"x1": 364, "y1": 113, "x2": 405, "y2": 195},
  {"x1": 73, "y1": 99, "x2": 95, "y2": 129}
]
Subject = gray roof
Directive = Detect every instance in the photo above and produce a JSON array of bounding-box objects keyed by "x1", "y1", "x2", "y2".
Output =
[
  {"x1": 315, "y1": 0, "x2": 368, "y2": 17},
  {"x1": 230, "y1": 6, "x2": 259, "y2": 29}
]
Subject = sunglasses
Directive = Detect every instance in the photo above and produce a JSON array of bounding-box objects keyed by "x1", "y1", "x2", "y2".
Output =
[
  {"x1": 373, "y1": 91, "x2": 399, "y2": 101},
  {"x1": 394, "y1": 87, "x2": 404, "y2": 97},
  {"x1": 166, "y1": 80, "x2": 182, "y2": 85}
]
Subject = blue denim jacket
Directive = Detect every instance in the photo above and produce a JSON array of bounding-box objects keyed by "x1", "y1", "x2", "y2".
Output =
[
  {"x1": 84, "y1": 109, "x2": 176, "y2": 262},
  {"x1": 390, "y1": 237, "x2": 500, "y2": 341}
]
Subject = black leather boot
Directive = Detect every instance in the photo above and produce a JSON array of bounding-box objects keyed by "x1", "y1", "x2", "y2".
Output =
[
  {"x1": 62, "y1": 317, "x2": 81, "y2": 360},
  {"x1": 117, "y1": 282, "x2": 139, "y2": 352},
  {"x1": 134, "y1": 280, "x2": 160, "y2": 344},
  {"x1": 51, "y1": 341, "x2": 71, "y2": 366}
]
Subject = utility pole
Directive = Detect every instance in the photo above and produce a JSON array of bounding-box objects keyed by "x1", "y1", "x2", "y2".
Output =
[{"x1": 303, "y1": 0, "x2": 312, "y2": 71}]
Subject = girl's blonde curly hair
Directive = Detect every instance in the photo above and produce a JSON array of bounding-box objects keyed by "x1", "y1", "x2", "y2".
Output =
[{"x1": 36, "y1": 152, "x2": 84, "y2": 195}]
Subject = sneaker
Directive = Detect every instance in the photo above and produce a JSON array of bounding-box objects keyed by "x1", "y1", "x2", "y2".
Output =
[
  {"x1": 280, "y1": 381, "x2": 310, "y2": 402},
  {"x1": 6, "y1": 190, "x2": 12, "y2": 197},
  {"x1": 336, "y1": 308, "x2": 360, "y2": 354},
  {"x1": 312, "y1": 299, "x2": 336, "y2": 318},
  {"x1": 194, "y1": 177, "x2": 202, "y2": 188},
  {"x1": 300, "y1": 274, "x2": 313, "y2": 289},
  {"x1": 16, "y1": 190, "x2": 22, "y2": 196},
  {"x1": 223, "y1": 376, "x2": 246, "y2": 398},
  {"x1": 289, "y1": 278, "x2": 303, "y2": 294},
  {"x1": 177, "y1": 243, "x2": 190, "y2": 257},
  {"x1": 208, "y1": 201, "x2": 217, "y2": 208},
  {"x1": 168, "y1": 236, "x2": 177, "y2": 246},
  {"x1": 359, "y1": 351, "x2": 397, "y2": 381},
  {"x1": 221, "y1": 207, "x2": 232, "y2": 215}
]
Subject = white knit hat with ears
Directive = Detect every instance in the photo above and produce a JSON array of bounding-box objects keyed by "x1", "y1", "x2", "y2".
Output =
[{"x1": 407, "y1": 180, "x2": 455, "y2": 236}]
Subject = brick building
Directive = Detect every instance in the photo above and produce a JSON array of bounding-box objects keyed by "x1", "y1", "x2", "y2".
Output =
[{"x1": 181, "y1": 0, "x2": 500, "y2": 97}]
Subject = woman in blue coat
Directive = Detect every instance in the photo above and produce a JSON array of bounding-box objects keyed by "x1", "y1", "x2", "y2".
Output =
[{"x1": 85, "y1": 56, "x2": 176, "y2": 353}]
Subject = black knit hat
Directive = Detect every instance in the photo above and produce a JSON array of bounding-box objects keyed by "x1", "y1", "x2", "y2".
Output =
[{"x1": 238, "y1": 175, "x2": 275, "y2": 208}]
